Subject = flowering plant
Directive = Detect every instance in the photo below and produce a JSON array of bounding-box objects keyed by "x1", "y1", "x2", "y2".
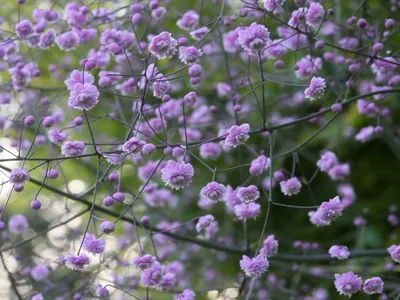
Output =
[{"x1": 0, "y1": 0, "x2": 399, "y2": 299}]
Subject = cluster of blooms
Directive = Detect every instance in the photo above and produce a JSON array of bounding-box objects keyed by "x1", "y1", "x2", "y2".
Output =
[
  {"x1": 309, "y1": 196, "x2": 344, "y2": 226},
  {"x1": 316, "y1": 151, "x2": 351, "y2": 181},
  {"x1": 334, "y1": 272, "x2": 384, "y2": 296},
  {"x1": 0, "y1": 0, "x2": 399, "y2": 298}
]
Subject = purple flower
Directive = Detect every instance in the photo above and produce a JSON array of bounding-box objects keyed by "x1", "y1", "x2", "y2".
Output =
[
  {"x1": 48, "y1": 129, "x2": 69, "y2": 145},
  {"x1": 199, "y1": 143, "x2": 221, "y2": 160},
  {"x1": 288, "y1": 7, "x2": 307, "y2": 29},
  {"x1": 133, "y1": 254, "x2": 156, "y2": 270},
  {"x1": 294, "y1": 55, "x2": 322, "y2": 79},
  {"x1": 196, "y1": 214, "x2": 215, "y2": 233},
  {"x1": 161, "y1": 160, "x2": 194, "y2": 190},
  {"x1": 316, "y1": 151, "x2": 338, "y2": 172},
  {"x1": 263, "y1": 0, "x2": 284, "y2": 14},
  {"x1": 224, "y1": 185, "x2": 242, "y2": 213},
  {"x1": 234, "y1": 203, "x2": 261, "y2": 220},
  {"x1": 179, "y1": 46, "x2": 202, "y2": 65},
  {"x1": 8, "y1": 214, "x2": 29, "y2": 234},
  {"x1": 9, "y1": 168, "x2": 30, "y2": 189},
  {"x1": 15, "y1": 20, "x2": 34, "y2": 39},
  {"x1": 65, "y1": 70, "x2": 94, "y2": 90},
  {"x1": 250, "y1": 155, "x2": 271, "y2": 176},
  {"x1": 236, "y1": 185, "x2": 260, "y2": 203},
  {"x1": 305, "y1": 77, "x2": 326, "y2": 101},
  {"x1": 280, "y1": 177, "x2": 302, "y2": 196},
  {"x1": 55, "y1": 31, "x2": 80, "y2": 51},
  {"x1": 99, "y1": 221, "x2": 115, "y2": 234},
  {"x1": 225, "y1": 123, "x2": 250, "y2": 148},
  {"x1": 306, "y1": 2, "x2": 325, "y2": 27},
  {"x1": 39, "y1": 29, "x2": 56, "y2": 49},
  {"x1": 30, "y1": 265, "x2": 49, "y2": 281},
  {"x1": 82, "y1": 232, "x2": 106, "y2": 254},
  {"x1": 61, "y1": 141, "x2": 86, "y2": 157},
  {"x1": 140, "y1": 262, "x2": 163, "y2": 287},
  {"x1": 310, "y1": 196, "x2": 344, "y2": 226},
  {"x1": 328, "y1": 245, "x2": 350, "y2": 260},
  {"x1": 177, "y1": 289, "x2": 196, "y2": 300},
  {"x1": 355, "y1": 126, "x2": 375, "y2": 143},
  {"x1": 183, "y1": 91, "x2": 197, "y2": 107},
  {"x1": 357, "y1": 99, "x2": 378, "y2": 117},
  {"x1": 189, "y1": 27, "x2": 209, "y2": 41},
  {"x1": 96, "y1": 285, "x2": 109, "y2": 297},
  {"x1": 240, "y1": 254, "x2": 269, "y2": 278},
  {"x1": 363, "y1": 277, "x2": 384, "y2": 295},
  {"x1": 203, "y1": 221, "x2": 219, "y2": 240},
  {"x1": 149, "y1": 32, "x2": 178, "y2": 59},
  {"x1": 260, "y1": 235, "x2": 279, "y2": 257},
  {"x1": 31, "y1": 293, "x2": 44, "y2": 300},
  {"x1": 334, "y1": 272, "x2": 362, "y2": 297},
  {"x1": 223, "y1": 30, "x2": 241, "y2": 53},
  {"x1": 237, "y1": 22, "x2": 270, "y2": 55},
  {"x1": 216, "y1": 82, "x2": 232, "y2": 98},
  {"x1": 68, "y1": 83, "x2": 99, "y2": 110},
  {"x1": 64, "y1": 254, "x2": 90, "y2": 271},
  {"x1": 388, "y1": 245, "x2": 400, "y2": 263},
  {"x1": 176, "y1": 10, "x2": 199, "y2": 30},
  {"x1": 328, "y1": 163, "x2": 350, "y2": 180},
  {"x1": 201, "y1": 182, "x2": 227, "y2": 202},
  {"x1": 122, "y1": 137, "x2": 145, "y2": 154}
]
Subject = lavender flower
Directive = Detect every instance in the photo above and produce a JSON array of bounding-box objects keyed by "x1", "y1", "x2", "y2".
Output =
[
  {"x1": 201, "y1": 182, "x2": 227, "y2": 202},
  {"x1": 234, "y1": 203, "x2": 261, "y2": 220},
  {"x1": 237, "y1": 23, "x2": 270, "y2": 55},
  {"x1": 355, "y1": 126, "x2": 375, "y2": 143},
  {"x1": 263, "y1": 0, "x2": 284, "y2": 14},
  {"x1": 240, "y1": 254, "x2": 269, "y2": 277},
  {"x1": 388, "y1": 245, "x2": 400, "y2": 263},
  {"x1": 61, "y1": 141, "x2": 86, "y2": 157},
  {"x1": 280, "y1": 177, "x2": 302, "y2": 196},
  {"x1": 15, "y1": 20, "x2": 34, "y2": 39},
  {"x1": 68, "y1": 83, "x2": 100, "y2": 110},
  {"x1": 133, "y1": 254, "x2": 156, "y2": 270},
  {"x1": 122, "y1": 137, "x2": 145, "y2": 153},
  {"x1": 249, "y1": 155, "x2": 270, "y2": 176},
  {"x1": 304, "y1": 77, "x2": 326, "y2": 101},
  {"x1": 140, "y1": 262, "x2": 163, "y2": 287},
  {"x1": 363, "y1": 277, "x2": 384, "y2": 294},
  {"x1": 48, "y1": 129, "x2": 69, "y2": 145},
  {"x1": 225, "y1": 123, "x2": 250, "y2": 148},
  {"x1": 8, "y1": 214, "x2": 29, "y2": 234},
  {"x1": 328, "y1": 163, "x2": 350, "y2": 180},
  {"x1": 179, "y1": 46, "x2": 202, "y2": 65},
  {"x1": 310, "y1": 196, "x2": 344, "y2": 226},
  {"x1": 9, "y1": 168, "x2": 30, "y2": 189},
  {"x1": 30, "y1": 265, "x2": 49, "y2": 281},
  {"x1": 316, "y1": 151, "x2": 338, "y2": 172},
  {"x1": 99, "y1": 221, "x2": 115, "y2": 234},
  {"x1": 260, "y1": 235, "x2": 279, "y2": 257},
  {"x1": 149, "y1": 32, "x2": 178, "y2": 59},
  {"x1": 161, "y1": 160, "x2": 194, "y2": 190},
  {"x1": 55, "y1": 31, "x2": 80, "y2": 51},
  {"x1": 236, "y1": 185, "x2": 260, "y2": 203},
  {"x1": 305, "y1": 2, "x2": 325, "y2": 27},
  {"x1": 199, "y1": 143, "x2": 221, "y2": 160},
  {"x1": 64, "y1": 254, "x2": 90, "y2": 271},
  {"x1": 334, "y1": 272, "x2": 362, "y2": 297},
  {"x1": 177, "y1": 289, "x2": 196, "y2": 300},
  {"x1": 196, "y1": 214, "x2": 215, "y2": 233},
  {"x1": 328, "y1": 245, "x2": 350, "y2": 260},
  {"x1": 65, "y1": 70, "x2": 94, "y2": 90},
  {"x1": 82, "y1": 232, "x2": 106, "y2": 254},
  {"x1": 176, "y1": 10, "x2": 199, "y2": 30}
]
